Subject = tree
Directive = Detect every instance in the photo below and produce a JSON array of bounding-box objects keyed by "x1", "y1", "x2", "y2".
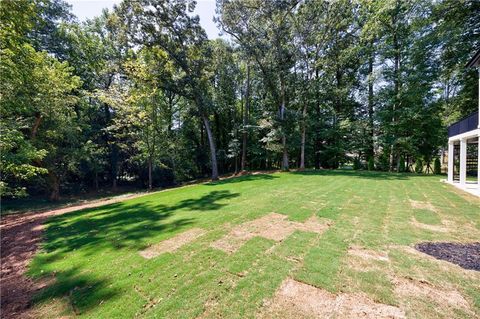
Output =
[
  {"x1": 1, "y1": 0, "x2": 81, "y2": 200},
  {"x1": 116, "y1": 0, "x2": 220, "y2": 180},
  {"x1": 217, "y1": 0, "x2": 299, "y2": 170}
]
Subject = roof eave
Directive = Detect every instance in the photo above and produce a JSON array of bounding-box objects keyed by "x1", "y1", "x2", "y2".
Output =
[{"x1": 466, "y1": 49, "x2": 480, "y2": 68}]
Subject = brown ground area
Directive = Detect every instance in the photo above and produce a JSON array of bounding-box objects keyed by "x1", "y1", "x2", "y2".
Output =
[
  {"x1": 409, "y1": 199, "x2": 437, "y2": 212},
  {"x1": 393, "y1": 276, "x2": 473, "y2": 314},
  {"x1": 258, "y1": 278, "x2": 405, "y2": 318},
  {"x1": 139, "y1": 228, "x2": 206, "y2": 259},
  {"x1": 0, "y1": 192, "x2": 147, "y2": 319},
  {"x1": 410, "y1": 217, "x2": 449, "y2": 233},
  {"x1": 348, "y1": 245, "x2": 390, "y2": 262},
  {"x1": 210, "y1": 213, "x2": 332, "y2": 253}
]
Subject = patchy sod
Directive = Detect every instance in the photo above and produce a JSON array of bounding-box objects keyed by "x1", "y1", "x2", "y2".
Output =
[
  {"x1": 210, "y1": 212, "x2": 332, "y2": 253},
  {"x1": 24, "y1": 170, "x2": 480, "y2": 318}
]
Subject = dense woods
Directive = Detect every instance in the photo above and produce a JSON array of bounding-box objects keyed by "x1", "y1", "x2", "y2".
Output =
[{"x1": 1, "y1": 0, "x2": 479, "y2": 200}]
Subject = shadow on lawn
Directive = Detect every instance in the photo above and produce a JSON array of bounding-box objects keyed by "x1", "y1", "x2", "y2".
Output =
[
  {"x1": 31, "y1": 266, "x2": 119, "y2": 316},
  {"x1": 41, "y1": 190, "x2": 239, "y2": 254},
  {"x1": 206, "y1": 173, "x2": 279, "y2": 185},
  {"x1": 28, "y1": 190, "x2": 239, "y2": 315},
  {"x1": 292, "y1": 169, "x2": 411, "y2": 180}
]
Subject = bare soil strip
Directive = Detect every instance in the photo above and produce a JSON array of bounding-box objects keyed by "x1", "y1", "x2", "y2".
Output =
[
  {"x1": 210, "y1": 213, "x2": 332, "y2": 253},
  {"x1": 409, "y1": 199, "x2": 437, "y2": 212},
  {"x1": 0, "y1": 192, "x2": 147, "y2": 319},
  {"x1": 258, "y1": 278, "x2": 405, "y2": 319},
  {"x1": 140, "y1": 228, "x2": 206, "y2": 259},
  {"x1": 348, "y1": 245, "x2": 390, "y2": 262},
  {"x1": 410, "y1": 217, "x2": 449, "y2": 232}
]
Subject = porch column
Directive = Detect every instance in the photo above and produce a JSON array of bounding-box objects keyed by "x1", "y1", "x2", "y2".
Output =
[
  {"x1": 459, "y1": 138, "x2": 467, "y2": 186},
  {"x1": 478, "y1": 135, "x2": 480, "y2": 186},
  {"x1": 447, "y1": 140, "x2": 454, "y2": 182}
]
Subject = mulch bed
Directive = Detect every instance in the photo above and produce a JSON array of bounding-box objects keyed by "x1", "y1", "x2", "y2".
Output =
[{"x1": 415, "y1": 242, "x2": 480, "y2": 271}]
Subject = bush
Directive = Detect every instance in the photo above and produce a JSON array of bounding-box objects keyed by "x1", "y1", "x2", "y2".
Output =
[
  {"x1": 368, "y1": 157, "x2": 375, "y2": 171},
  {"x1": 434, "y1": 158, "x2": 441, "y2": 175},
  {"x1": 377, "y1": 153, "x2": 390, "y2": 171},
  {"x1": 353, "y1": 157, "x2": 361, "y2": 170},
  {"x1": 415, "y1": 158, "x2": 423, "y2": 174},
  {"x1": 398, "y1": 156, "x2": 406, "y2": 172}
]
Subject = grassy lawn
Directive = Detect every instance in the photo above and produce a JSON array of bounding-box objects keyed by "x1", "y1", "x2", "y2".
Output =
[{"x1": 27, "y1": 170, "x2": 480, "y2": 318}]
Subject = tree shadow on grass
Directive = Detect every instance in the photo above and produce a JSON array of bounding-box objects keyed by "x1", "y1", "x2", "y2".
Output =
[
  {"x1": 28, "y1": 190, "x2": 240, "y2": 315},
  {"x1": 41, "y1": 190, "x2": 239, "y2": 254},
  {"x1": 292, "y1": 169, "x2": 411, "y2": 180},
  {"x1": 31, "y1": 266, "x2": 119, "y2": 317},
  {"x1": 206, "y1": 173, "x2": 279, "y2": 186},
  {"x1": 156, "y1": 190, "x2": 240, "y2": 212}
]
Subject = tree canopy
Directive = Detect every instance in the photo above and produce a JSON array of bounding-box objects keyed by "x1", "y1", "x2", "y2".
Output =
[{"x1": 1, "y1": 0, "x2": 478, "y2": 200}]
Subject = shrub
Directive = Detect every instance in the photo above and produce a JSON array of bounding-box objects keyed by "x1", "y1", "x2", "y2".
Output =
[
  {"x1": 398, "y1": 156, "x2": 406, "y2": 172},
  {"x1": 368, "y1": 157, "x2": 375, "y2": 171},
  {"x1": 377, "y1": 153, "x2": 390, "y2": 171},
  {"x1": 434, "y1": 158, "x2": 441, "y2": 175},
  {"x1": 353, "y1": 157, "x2": 361, "y2": 170},
  {"x1": 415, "y1": 158, "x2": 423, "y2": 174}
]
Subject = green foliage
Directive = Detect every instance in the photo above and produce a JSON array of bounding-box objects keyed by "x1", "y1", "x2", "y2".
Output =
[
  {"x1": 1, "y1": 0, "x2": 475, "y2": 199},
  {"x1": 434, "y1": 157, "x2": 442, "y2": 175},
  {"x1": 398, "y1": 156, "x2": 406, "y2": 173},
  {"x1": 368, "y1": 157, "x2": 375, "y2": 171},
  {"x1": 353, "y1": 158, "x2": 362, "y2": 170},
  {"x1": 415, "y1": 159, "x2": 424, "y2": 174}
]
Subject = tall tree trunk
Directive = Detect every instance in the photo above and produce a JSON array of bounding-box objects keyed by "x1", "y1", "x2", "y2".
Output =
[
  {"x1": 148, "y1": 157, "x2": 152, "y2": 190},
  {"x1": 300, "y1": 102, "x2": 307, "y2": 170},
  {"x1": 95, "y1": 171, "x2": 99, "y2": 191},
  {"x1": 49, "y1": 171, "x2": 60, "y2": 201},
  {"x1": 31, "y1": 112, "x2": 42, "y2": 139},
  {"x1": 280, "y1": 77, "x2": 289, "y2": 171},
  {"x1": 202, "y1": 113, "x2": 219, "y2": 180},
  {"x1": 111, "y1": 148, "x2": 118, "y2": 191},
  {"x1": 367, "y1": 41, "x2": 375, "y2": 160},
  {"x1": 234, "y1": 155, "x2": 238, "y2": 175},
  {"x1": 314, "y1": 63, "x2": 321, "y2": 169},
  {"x1": 390, "y1": 9, "x2": 400, "y2": 172},
  {"x1": 241, "y1": 63, "x2": 250, "y2": 172},
  {"x1": 104, "y1": 103, "x2": 119, "y2": 190}
]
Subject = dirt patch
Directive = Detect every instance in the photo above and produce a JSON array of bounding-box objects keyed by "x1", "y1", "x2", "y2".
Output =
[
  {"x1": 409, "y1": 200, "x2": 436, "y2": 212},
  {"x1": 210, "y1": 213, "x2": 332, "y2": 253},
  {"x1": 0, "y1": 192, "x2": 147, "y2": 319},
  {"x1": 348, "y1": 245, "x2": 390, "y2": 262},
  {"x1": 415, "y1": 242, "x2": 480, "y2": 271},
  {"x1": 258, "y1": 278, "x2": 405, "y2": 318},
  {"x1": 411, "y1": 217, "x2": 448, "y2": 233},
  {"x1": 393, "y1": 277, "x2": 471, "y2": 312},
  {"x1": 140, "y1": 228, "x2": 206, "y2": 259}
]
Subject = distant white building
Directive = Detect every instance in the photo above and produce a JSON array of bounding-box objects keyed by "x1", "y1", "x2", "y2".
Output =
[{"x1": 446, "y1": 49, "x2": 480, "y2": 196}]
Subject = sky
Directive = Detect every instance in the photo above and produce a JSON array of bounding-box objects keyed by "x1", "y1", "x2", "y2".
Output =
[{"x1": 65, "y1": 0, "x2": 222, "y2": 39}]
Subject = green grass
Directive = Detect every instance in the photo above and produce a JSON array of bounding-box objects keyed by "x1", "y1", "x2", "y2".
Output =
[
  {"x1": 26, "y1": 170, "x2": 480, "y2": 318},
  {"x1": 413, "y1": 209, "x2": 443, "y2": 225}
]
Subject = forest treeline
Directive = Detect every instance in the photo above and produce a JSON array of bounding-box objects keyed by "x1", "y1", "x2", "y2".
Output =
[{"x1": 1, "y1": 0, "x2": 479, "y2": 200}]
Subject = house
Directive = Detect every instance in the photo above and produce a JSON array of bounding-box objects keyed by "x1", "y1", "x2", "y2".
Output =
[{"x1": 446, "y1": 49, "x2": 480, "y2": 196}]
